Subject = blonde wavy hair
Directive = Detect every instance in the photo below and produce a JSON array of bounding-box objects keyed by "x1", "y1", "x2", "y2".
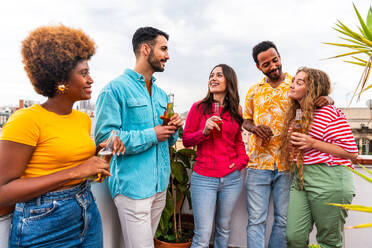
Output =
[{"x1": 279, "y1": 67, "x2": 331, "y2": 188}]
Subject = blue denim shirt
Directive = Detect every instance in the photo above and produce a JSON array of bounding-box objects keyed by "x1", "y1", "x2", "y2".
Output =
[{"x1": 94, "y1": 69, "x2": 178, "y2": 199}]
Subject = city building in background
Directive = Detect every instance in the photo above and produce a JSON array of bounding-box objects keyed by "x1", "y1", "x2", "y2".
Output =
[
  {"x1": 341, "y1": 107, "x2": 372, "y2": 155},
  {"x1": 76, "y1": 100, "x2": 95, "y2": 117},
  {"x1": 0, "y1": 99, "x2": 40, "y2": 127}
]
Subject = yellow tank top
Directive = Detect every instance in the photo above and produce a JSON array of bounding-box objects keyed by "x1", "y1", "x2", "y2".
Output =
[{"x1": 1, "y1": 104, "x2": 96, "y2": 185}]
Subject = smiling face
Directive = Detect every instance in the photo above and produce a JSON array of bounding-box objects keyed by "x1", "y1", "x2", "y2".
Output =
[
  {"x1": 65, "y1": 59, "x2": 93, "y2": 101},
  {"x1": 209, "y1": 66, "x2": 227, "y2": 95},
  {"x1": 147, "y1": 35, "x2": 169, "y2": 72},
  {"x1": 289, "y1": 71, "x2": 307, "y2": 102},
  {"x1": 256, "y1": 47, "x2": 283, "y2": 81}
]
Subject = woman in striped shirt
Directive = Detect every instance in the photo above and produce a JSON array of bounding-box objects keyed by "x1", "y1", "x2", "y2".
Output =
[{"x1": 281, "y1": 67, "x2": 358, "y2": 248}]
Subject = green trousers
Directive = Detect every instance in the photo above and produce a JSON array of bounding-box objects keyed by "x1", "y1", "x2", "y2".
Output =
[{"x1": 286, "y1": 164, "x2": 354, "y2": 248}]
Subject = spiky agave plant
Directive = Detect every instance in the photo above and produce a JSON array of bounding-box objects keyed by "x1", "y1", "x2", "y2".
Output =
[
  {"x1": 328, "y1": 164, "x2": 372, "y2": 229},
  {"x1": 324, "y1": 3, "x2": 372, "y2": 103}
]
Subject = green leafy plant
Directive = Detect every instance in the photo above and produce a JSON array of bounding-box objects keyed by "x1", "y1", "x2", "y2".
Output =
[
  {"x1": 155, "y1": 130, "x2": 196, "y2": 243},
  {"x1": 328, "y1": 164, "x2": 372, "y2": 229},
  {"x1": 324, "y1": 3, "x2": 372, "y2": 102},
  {"x1": 309, "y1": 245, "x2": 321, "y2": 248}
]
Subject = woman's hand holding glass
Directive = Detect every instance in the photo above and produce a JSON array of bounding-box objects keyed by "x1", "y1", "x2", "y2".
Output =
[
  {"x1": 70, "y1": 156, "x2": 112, "y2": 181},
  {"x1": 202, "y1": 116, "x2": 222, "y2": 136},
  {"x1": 89, "y1": 132, "x2": 125, "y2": 182}
]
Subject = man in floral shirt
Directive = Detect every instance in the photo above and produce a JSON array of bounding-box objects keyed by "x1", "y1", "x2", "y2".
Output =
[{"x1": 243, "y1": 41, "x2": 332, "y2": 248}]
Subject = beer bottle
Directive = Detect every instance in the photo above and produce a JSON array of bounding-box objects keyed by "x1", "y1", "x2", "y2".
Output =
[
  {"x1": 162, "y1": 93, "x2": 174, "y2": 125},
  {"x1": 292, "y1": 109, "x2": 303, "y2": 133},
  {"x1": 290, "y1": 109, "x2": 303, "y2": 161}
]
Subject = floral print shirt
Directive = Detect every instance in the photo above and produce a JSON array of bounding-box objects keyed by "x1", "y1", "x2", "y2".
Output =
[{"x1": 243, "y1": 73, "x2": 292, "y2": 171}]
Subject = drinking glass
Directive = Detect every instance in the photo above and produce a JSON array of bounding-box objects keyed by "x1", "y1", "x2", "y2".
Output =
[{"x1": 212, "y1": 102, "x2": 222, "y2": 139}]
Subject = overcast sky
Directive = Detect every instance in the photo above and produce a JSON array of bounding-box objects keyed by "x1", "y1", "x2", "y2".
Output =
[{"x1": 0, "y1": 0, "x2": 371, "y2": 112}]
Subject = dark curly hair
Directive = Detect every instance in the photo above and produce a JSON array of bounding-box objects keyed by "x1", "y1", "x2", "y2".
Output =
[
  {"x1": 132, "y1": 27, "x2": 169, "y2": 56},
  {"x1": 252, "y1": 41, "x2": 279, "y2": 65},
  {"x1": 21, "y1": 25, "x2": 96, "y2": 97}
]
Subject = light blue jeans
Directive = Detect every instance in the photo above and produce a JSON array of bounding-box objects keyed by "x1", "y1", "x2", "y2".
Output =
[
  {"x1": 190, "y1": 170, "x2": 243, "y2": 248},
  {"x1": 245, "y1": 167, "x2": 293, "y2": 248},
  {"x1": 9, "y1": 181, "x2": 103, "y2": 248},
  {"x1": 0, "y1": 213, "x2": 12, "y2": 248}
]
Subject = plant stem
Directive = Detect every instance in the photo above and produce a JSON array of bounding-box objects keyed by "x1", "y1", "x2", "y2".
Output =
[
  {"x1": 178, "y1": 210, "x2": 182, "y2": 236},
  {"x1": 172, "y1": 179, "x2": 178, "y2": 241}
]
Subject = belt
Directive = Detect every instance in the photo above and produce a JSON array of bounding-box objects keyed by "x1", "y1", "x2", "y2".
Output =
[{"x1": 0, "y1": 204, "x2": 15, "y2": 216}]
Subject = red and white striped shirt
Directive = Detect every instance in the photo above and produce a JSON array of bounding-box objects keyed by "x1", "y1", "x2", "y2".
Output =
[{"x1": 302, "y1": 105, "x2": 358, "y2": 167}]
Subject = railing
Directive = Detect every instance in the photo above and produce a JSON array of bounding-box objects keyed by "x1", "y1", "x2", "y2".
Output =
[
  {"x1": 0, "y1": 113, "x2": 10, "y2": 127},
  {"x1": 92, "y1": 160, "x2": 372, "y2": 247}
]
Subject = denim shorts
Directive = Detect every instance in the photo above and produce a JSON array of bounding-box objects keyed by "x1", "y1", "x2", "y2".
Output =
[{"x1": 9, "y1": 181, "x2": 103, "y2": 248}]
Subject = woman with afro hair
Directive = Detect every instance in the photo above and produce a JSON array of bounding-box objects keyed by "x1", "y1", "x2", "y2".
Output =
[{"x1": 0, "y1": 25, "x2": 124, "y2": 247}]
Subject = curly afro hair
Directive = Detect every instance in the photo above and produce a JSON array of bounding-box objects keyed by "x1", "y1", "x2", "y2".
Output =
[{"x1": 21, "y1": 25, "x2": 96, "y2": 97}]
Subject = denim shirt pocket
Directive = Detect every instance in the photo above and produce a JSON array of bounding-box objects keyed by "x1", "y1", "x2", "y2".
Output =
[{"x1": 126, "y1": 97, "x2": 151, "y2": 125}]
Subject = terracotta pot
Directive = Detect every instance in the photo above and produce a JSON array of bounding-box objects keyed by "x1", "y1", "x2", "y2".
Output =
[
  {"x1": 154, "y1": 214, "x2": 194, "y2": 248},
  {"x1": 154, "y1": 238, "x2": 192, "y2": 248}
]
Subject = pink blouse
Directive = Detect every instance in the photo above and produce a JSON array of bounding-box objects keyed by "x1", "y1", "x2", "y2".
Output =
[{"x1": 183, "y1": 102, "x2": 249, "y2": 177}]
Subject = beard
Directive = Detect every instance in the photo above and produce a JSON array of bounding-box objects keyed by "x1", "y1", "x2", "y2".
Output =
[
  {"x1": 148, "y1": 50, "x2": 165, "y2": 72},
  {"x1": 263, "y1": 64, "x2": 283, "y2": 81}
]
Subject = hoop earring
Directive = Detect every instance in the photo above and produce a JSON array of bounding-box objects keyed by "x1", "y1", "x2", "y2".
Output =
[{"x1": 57, "y1": 84, "x2": 67, "y2": 93}]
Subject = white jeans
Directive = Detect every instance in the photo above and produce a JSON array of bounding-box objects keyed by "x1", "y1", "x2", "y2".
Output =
[
  {"x1": 114, "y1": 191, "x2": 166, "y2": 248},
  {"x1": 0, "y1": 213, "x2": 12, "y2": 248}
]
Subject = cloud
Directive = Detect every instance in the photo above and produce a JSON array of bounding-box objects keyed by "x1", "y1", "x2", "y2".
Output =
[{"x1": 0, "y1": 0, "x2": 371, "y2": 111}]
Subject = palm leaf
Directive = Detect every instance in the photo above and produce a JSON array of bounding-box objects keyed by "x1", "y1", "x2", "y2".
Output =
[
  {"x1": 360, "y1": 57, "x2": 372, "y2": 93},
  {"x1": 335, "y1": 21, "x2": 364, "y2": 42},
  {"x1": 353, "y1": 3, "x2": 372, "y2": 40},
  {"x1": 351, "y1": 56, "x2": 368, "y2": 63},
  {"x1": 362, "y1": 83, "x2": 372, "y2": 91},
  {"x1": 350, "y1": 55, "x2": 372, "y2": 102},
  {"x1": 323, "y1": 42, "x2": 369, "y2": 49},
  {"x1": 345, "y1": 223, "x2": 372, "y2": 229},
  {"x1": 360, "y1": 36, "x2": 372, "y2": 48},
  {"x1": 325, "y1": 4, "x2": 372, "y2": 101},
  {"x1": 336, "y1": 20, "x2": 372, "y2": 48},
  {"x1": 357, "y1": 163, "x2": 372, "y2": 177},
  {"x1": 336, "y1": 19, "x2": 370, "y2": 42},
  {"x1": 344, "y1": 60, "x2": 367, "y2": 66},
  {"x1": 346, "y1": 163, "x2": 372, "y2": 183},
  {"x1": 358, "y1": 26, "x2": 368, "y2": 40},
  {"x1": 327, "y1": 203, "x2": 372, "y2": 213},
  {"x1": 367, "y1": 6, "x2": 372, "y2": 32},
  {"x1": 324, "y1": 49, "x2": 370, "y2": 60},
  {"x1": 340, "y1": 36, "x2": 370, "y2": 47},
  {"x1": 334, "y1": 27, "x2": 362, "y2": 43},
  {"x1": 347, "y1": 55, "x2": 368, "y2": 66}
]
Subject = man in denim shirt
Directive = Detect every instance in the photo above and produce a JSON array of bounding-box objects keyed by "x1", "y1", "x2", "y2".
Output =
[{"x1": 94, "y1": 27, "x2": 183, "y2": 248}]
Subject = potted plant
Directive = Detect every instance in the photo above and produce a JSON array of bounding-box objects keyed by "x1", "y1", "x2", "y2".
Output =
[{"x1": 154, "y1": 130, "x2": 196, "y2": 247}]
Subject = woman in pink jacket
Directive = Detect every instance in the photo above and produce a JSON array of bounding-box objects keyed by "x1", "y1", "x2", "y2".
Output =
[{"x1": 183, "y1": 64, "x2": 249, "y2": 248}]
